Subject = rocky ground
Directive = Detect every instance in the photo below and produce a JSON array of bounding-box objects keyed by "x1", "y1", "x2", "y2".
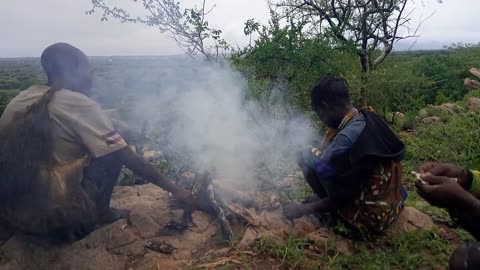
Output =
[{"x1": 0, "y1": 172, "x2": 444, "y2": 270}]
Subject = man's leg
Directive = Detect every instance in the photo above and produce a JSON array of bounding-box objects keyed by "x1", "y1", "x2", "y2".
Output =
[
  {"x1": 450, "y1": 243, "x2": 480, "y2": 270},
  {"x1": 298, "y1": 158, "x2": 328, "y2": 199},
  {"x1": 449, "y1": 208, "x2": 480, "y2": 240},
  {"x1": 447, "y1": 208, "x2": 480, "y2": 269},
  {"x1": 283, "y1": 159, "x2": 333, "y2": 220},
  {"x1": 83, "y1": 154, "x2": 129, "y2": 224}
]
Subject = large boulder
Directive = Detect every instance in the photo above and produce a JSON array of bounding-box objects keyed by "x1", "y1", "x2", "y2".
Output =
[
  {"x1": 464, "y1": 78, "x2": 480, "y2": 91},
  {"x1": 467, "y1": 97, "x2": 480, "y2": 111},
  {"x1": 387, "y1": 207, "x2": 434, "y2": 235},
  {"x1": 0, "y1": 184, "x2": 325, "y2": 270},
  {"x1": 0, "y1": 185, "x2": 219, "y2": 270}
]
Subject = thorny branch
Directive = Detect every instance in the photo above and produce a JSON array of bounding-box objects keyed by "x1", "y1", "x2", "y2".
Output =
[
  {"x1": 87, "y1": 0, "x2": 230, "y2": 61},
  {"x1": 271, "y1": 0, "x2": 420, "y2": 72}
]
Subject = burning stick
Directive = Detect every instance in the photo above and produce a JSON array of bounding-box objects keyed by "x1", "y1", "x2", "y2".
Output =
[
  {"x1": 192, "y1": 172, "x2": 234, "y2": 241},
  {"x1": 159, "y1": 171, "x2": 237, "y2": 241}
]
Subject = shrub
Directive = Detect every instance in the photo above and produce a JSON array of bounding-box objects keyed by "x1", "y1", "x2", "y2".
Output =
[{"x1": 401, "y1": 110, "x2": 480, "y2": 183}]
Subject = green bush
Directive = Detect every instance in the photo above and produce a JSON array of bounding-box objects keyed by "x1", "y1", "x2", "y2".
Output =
[
  {"x1": 366, "y1": 60, "x2": 434, "y2": 117},
  {"x1": 402, "y1": 110, "x2": 480, "y2": 183},
  {"x1": 232, "y1": 17, "x2": 357, "y2": 112}
]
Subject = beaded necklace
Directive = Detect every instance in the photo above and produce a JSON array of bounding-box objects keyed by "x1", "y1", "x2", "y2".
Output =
[
  {"x1": 320, "y1": 108, "x2": 360, "y2": 150},
  {"x1": 338, "y1": 108, "x2": 359, "y2": 131}
]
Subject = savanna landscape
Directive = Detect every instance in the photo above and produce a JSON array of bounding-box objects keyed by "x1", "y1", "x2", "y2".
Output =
[{"x1": 1, "y1": 0, "x2": 480, "y2": 269}]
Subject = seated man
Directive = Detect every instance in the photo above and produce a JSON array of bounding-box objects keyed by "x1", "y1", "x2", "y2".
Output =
[
  {"x1": 283, "y1": 75, "x2": 407, "y2": 234},
  {"x1": 0, "y1": 43, "x2": 194, "y2": 240},
  {"x1": 416, "y1": 163, "x2": 480, "y2": 270}
]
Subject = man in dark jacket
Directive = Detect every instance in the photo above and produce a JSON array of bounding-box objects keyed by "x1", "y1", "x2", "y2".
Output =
[{"x1": 283, "y1": 75, "x2": 407, "y2": 234}]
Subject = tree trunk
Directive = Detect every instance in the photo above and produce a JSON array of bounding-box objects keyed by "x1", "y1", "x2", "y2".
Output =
[{"x1": 358, "y1": 53, "x2": 369, "y2": 107}]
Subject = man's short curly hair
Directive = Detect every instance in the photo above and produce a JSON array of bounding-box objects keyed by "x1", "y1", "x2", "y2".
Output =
[
  {"x1": 41, "y1": 43, "x2": 87, "y2": 84},
  {"x1": 310, "y1": 75, "x2": 351, "y2": 111}
]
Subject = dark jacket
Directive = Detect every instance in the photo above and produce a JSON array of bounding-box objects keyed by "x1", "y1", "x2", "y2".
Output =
[{"x1": 329, "y1": 110, "x2": 405, "y2": 206}]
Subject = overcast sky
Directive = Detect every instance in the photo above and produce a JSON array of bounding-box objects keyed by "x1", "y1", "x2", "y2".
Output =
[{"x1": 0, "y1": 0, "x2": 479, "y2": 57}]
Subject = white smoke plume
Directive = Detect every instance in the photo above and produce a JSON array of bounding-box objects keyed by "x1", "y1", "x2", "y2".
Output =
[{"x1": 94, "y1": 57, "x2": 318, "y2": 191}]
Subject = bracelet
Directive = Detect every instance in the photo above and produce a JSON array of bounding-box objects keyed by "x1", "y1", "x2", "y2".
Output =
[{"x1": 469, "y1": 170, "x2": 480, "y2": 196}]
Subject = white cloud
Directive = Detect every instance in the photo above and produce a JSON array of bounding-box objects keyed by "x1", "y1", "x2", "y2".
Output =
[{"x1": 0, "y1": 0, "x2": 477, "y2": 57}]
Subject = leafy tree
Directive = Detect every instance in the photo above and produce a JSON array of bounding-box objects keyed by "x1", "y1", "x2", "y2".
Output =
[
  {"x1": 87, "y1": 0, "x2": 229, "y2": 61},
  {"x1": 244, "y1": 19, "x2": 261, "y2": 48},
  {"x1": 271, "y1": 0, "x2": 422, "y2": 105},
  {"x1": 233, "y1": 13, "x2": 350, "y2": 112}
]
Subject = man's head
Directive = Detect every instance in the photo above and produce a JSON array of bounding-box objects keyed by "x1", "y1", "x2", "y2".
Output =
[
  {"x1": 41, "y1": 43, "x2": 92, "y2": 94},
  {"x1": 311, "y1": 75, "x2": 353, "y2": 128}
]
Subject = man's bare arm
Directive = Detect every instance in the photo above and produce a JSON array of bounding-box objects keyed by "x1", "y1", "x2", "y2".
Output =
[{"x1": 113, "y1": 147, "x2": 194, "y2": 207}]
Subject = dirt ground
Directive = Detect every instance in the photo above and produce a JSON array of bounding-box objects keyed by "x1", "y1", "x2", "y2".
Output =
[{"x1": 0, "y1": 174, "x2": 448, "y2": 270}]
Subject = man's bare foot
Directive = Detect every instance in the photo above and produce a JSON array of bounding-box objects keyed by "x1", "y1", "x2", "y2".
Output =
[
  {"x1": 283, "y1": 201, "x2": 306, "y2": 220},
  {"x1": 98, "y1": 208, "x2": 130, "y2": 224}
]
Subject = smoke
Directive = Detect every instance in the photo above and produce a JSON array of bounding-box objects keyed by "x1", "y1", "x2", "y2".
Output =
[{"x1": 93, "y1": 57, "x2": 317, "y2": 191}]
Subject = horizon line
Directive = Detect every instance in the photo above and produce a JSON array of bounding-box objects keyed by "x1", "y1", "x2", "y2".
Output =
[{"x1": 0, "y1": 48, "x2": 454, "y2": 59}]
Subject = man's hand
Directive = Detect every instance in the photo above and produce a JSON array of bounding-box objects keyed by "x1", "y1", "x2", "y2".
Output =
[
  {"x1": 282, "y1": 199, "x2": 334, "y2": 220},
  {"x1": 415, "y1": 174, "x2": 474, "y2": 209},
  {"x1": 419, "y1": 162, "x2": 466, "y2": 179},
  {"x1": 419, "y1": 162, "x2": 470, "y2": 189},
  {"x1": 298, "y1": 146, "x2": 322, "y2": 168}
]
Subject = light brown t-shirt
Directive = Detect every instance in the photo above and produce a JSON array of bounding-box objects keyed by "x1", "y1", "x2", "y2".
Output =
[{"x1": 0, "y1": 85, "x2": 127, "y2": 223}]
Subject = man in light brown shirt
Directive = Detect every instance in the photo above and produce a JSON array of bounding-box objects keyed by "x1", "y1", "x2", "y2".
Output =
[{"x1": 0, "y1": 43, "x2": 194, "y2": 240}]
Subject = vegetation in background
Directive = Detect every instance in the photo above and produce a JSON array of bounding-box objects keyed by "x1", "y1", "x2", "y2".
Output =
[{"x1": 272, "y1": 0, "x2": 420, "y2": 105}]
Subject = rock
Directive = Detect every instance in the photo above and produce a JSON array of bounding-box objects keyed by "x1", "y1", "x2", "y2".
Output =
[
  {"x1": 238, "y1": 228, "x2": 287, "y2": 250},
  {"x1": 469, "y1": 67, "x2": 480, "y2": 79},
  {"x1": 418, "y1": 108, "x2": 430, "y2": 119},
  {"x1": 387, "y1": 207, "x2": 434, "y2": 235},
  {"x1": 0, "y1": 185, "x2": 218, "y2": 270},
  {"x1": 464, "y1": 78, "x2": 480, "y2": 91},
  {"x1": 437, "y1": 103, "x2": 465, "y2": 114},
  {"x1": 306, "y1": 229, "x2": 353, "y2": 255},
  {"x1": 335, "y1": 237, "x2": 353, "y2": 256},
  {"x1": 238, "y1": 227, "x2": 259, "y2": 250},
  {"x1": 392, "y1": 112, "x2": 405, "y2": 120},
  {"x1": 0, "y1": 183, "x2": 325, "y2": 270},
  {"x1": 258, "y1": 231, "x2": 287, "y2": 246},
  {"x1": 106, "y1": 220, "x2": 136, "y2": 250},
  {"x1": 306, "y1": 228, "x2": 330, "y2": 249},
  {"x1": 421, "y1": 116, "x2": 442, "y2": 125},
  {"x1": 467, "y1": 97, "x2": 480, "y2": 110},
  {"x1": 293, "y1": 217, "x2": 318, "y2": 236},
  {"x1": 401, "y1": 121, "x2": 415, "y2": 131},
  {"x1": 129, "y1": 212, "x2": 160, "y2": 238}
]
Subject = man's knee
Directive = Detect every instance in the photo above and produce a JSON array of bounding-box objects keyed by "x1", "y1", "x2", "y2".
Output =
[{"x1": 450, "y1": 243, "x2": 480, "y2": 270}]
